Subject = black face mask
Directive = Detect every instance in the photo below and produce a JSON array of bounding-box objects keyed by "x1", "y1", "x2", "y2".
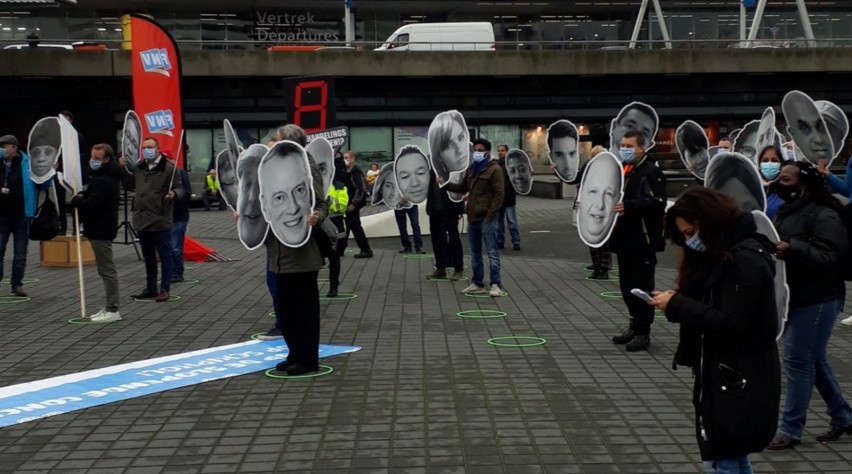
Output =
[{"x1": 775, "y1": 184, "x2": 800, "y2": 202}]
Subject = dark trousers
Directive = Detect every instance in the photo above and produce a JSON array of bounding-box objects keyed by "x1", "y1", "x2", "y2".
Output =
[
  {"x1": 0, "y1": 215, "x2": 29, "y2": 287},
  {"x1": 394, "y1": 205, "x2": 422, "y2": 251},
  {"x1": 138, "y1": 230, "x2": 173, "y2": 292},
  {"x1": 344, "y1": 207, "x2": 371, "y2": 253},
  {"x1": 273, "y1": 271, "x2": 320, "y2": 368},
  {"x1": 54, "y1": 178, "x2": 72, "y2": 234},
  {"x1": 617, "y1": 252, "x2": 657, "y2": 337},
  {"x1": 328, "y1": 215, "x2": 346, "y2": 288},
  {"x1": 202, "y1": 191, "x2": 225, "y2": 210},
  {"x1": 590, "y1": 243, "x2": 612, "y2": 272},
  {"x1": 170, "y1": 220, "x2": 187, "y2": 281},
  {"x1": 429, "y1": 213, "x2": 463, "y2": 271}
]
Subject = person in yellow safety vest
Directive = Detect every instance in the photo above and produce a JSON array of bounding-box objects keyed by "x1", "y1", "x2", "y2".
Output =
[
  {"x1": 202, "y1": 169, "x2": 225, "y2": 211},
  {"x1": 324, "y1": 179, "x2": 348, "y2": 297}
]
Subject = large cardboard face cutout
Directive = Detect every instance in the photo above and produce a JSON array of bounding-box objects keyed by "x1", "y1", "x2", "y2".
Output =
[
  {"x1": 27, "y1": 117, "x2": 61, "y2": 184},
  {"x1": 815, "y1": 100, "x2": 849, "y2": 162},
  {"x1": 609, "y1": 102, "x2": 659, "y2": 160},
  {"x1": 756, "y1": 107, "x2": 784, "y2": 156},
  {"x1": 58, "y1": 114, "x2": 83, "y2": 194},
  {"x1": 506, "y1": 149, "x2": 533, "y2": 195},
  {"x1": 782, "y1": 90, "x2": 835, "y2": 165},
  {"x1": 306, "y1": 137, "x2": 335, "y2": 196},
  {"x1": 751, "y1": 210, "x2": 789, "y2": 341},
  {"x1": 546, "y1": 120, "x2": 580, "y2": 182},
  {"x1": 733, "y1": 120, "x2": 760, "y2": 165},
  {"x1": 121, "y1": 110, "x2": 142, "y2": 163},
  {"x1": 394, "y1": 145, "x2": 430, "y2": 205},
  {"x1": 215, "y1": 149, "x2": 238, "y2": 211},
  {"x1": 372, "y1": 162, "x2": 412, "y2": 210},
  {"x1": 675, "y1": 120, "x2": 710, "y2": 180},
  {"x1": 236, "y1": 144, "x2": 270, "y2": 250},
  {"x1": 428, "y1": 110, "x2": 470, "y2": 184},
  {"x1": 705, "y1": 152, "x2": 766, "y2": 213},
  {"x1": 577, "y1": 152, "x2": 624, "y2": 248},
  {"x1": 258, "y1": 141, "x2": 315, "y2": 248}
]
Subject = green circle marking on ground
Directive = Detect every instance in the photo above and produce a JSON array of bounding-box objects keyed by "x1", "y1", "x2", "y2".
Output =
[
  {"x1": 486, "y1": 336, "x2": 547, "y2": 348},
  {"x1": 600, "y1": 291, "x2": 622, "y2": 299},
  {"x1": 133, "y1": 295, "x2": 181, "y2": 302},
  {"x1": 456, "y1": 310, "x2": 507, "y2": 319},
  {"x1": 68, "y1": 317, "x2": 119, "y2": 325},
  {"x1": 0, "y1": 277, "x2": 40, "y2": 284},
  {"x1": 403, "y1": 254, "x2": 433, "y2": 260},
  {"x1": 267, "y1": 311, "x2": 276, "y2": 318},
  {"x1": 428, "y1": 277, "x2": 469, "y2": 282},
  {"x1": 466, "y1": 291, "x2": 509, "y2": 298},
  {"x1": 184, "y1": 266, "x2": 192, "y2": 271},
  {"x1": 172, "y1": 279, "x2": 199, "y2": 285},
  {"x1": 0, "y1": 296, "x2": 31, "y2": 304},
  {"x1": 250, "y1": 332, "x2": 270, "y2": 340},
  {"x1": 585, "y1": 276, "x2": 619, "y2": 282},
  {"x1": 319, "y1": 293, "x2": 358, "y2": 301},
  {"x1": 318, "y1": 277, "x2": 330, "y2": 283},
  {"x1": 264, "y1": 365, "x2": 334, "y2": 379}
]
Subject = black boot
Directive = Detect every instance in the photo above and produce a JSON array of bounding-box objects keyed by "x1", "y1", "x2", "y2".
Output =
[{"x1": 326, "y1": 286, "x2": 338, "y2": 298}]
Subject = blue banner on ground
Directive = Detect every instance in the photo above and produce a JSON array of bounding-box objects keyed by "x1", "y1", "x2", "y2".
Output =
[{"x1": 0, "y1": 340, "x2": 360, "y2": 428}]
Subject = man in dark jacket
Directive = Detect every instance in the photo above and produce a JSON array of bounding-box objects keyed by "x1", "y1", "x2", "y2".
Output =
[
  {"x1": 442, "y1": 138, "x2": 505, "y2": 297},
  {"x1": 342, "y1": 151, "x2": 373, "y2": 258},
  {"x1": 609, "y1": 131, "x2": 667, "y2": 352},
  {"x1": 119, "y1": 137, "x2": 184, "y2": 302},
  {"x1": 496, "y1": 144, "x2": 521, "y2": 251},
  {"x1": 171, "y1": 164, "x2": 192, "y2": 283},
  {"x1": 426, "y1": 168, "x2": 464, "y2": 281},
  {"x1": 69, "y1": 143, "x2": 121, "y2": 322}
]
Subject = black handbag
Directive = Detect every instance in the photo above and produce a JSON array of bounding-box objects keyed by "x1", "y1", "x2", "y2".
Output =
[{"x1": 29, "y1": 194, "x2": 61, "y2": 241}]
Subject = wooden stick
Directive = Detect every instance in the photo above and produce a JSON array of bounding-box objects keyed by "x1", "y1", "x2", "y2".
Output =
[{"x1": 74, "y1": 208, "x2": 86, "y2": 319}]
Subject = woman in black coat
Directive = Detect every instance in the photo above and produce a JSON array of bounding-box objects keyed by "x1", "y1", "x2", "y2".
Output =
[{"x1": 649, "y1": 188, "x2": 780, "y2": 473}]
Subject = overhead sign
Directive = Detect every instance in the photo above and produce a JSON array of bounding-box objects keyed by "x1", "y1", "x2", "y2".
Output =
[{"x1": 307, "y1": 126, "x2": 348, "y2": 148}]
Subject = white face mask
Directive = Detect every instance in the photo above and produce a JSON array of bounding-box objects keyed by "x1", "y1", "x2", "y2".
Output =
[{"x1": 473, "y1": 151, "x2": 487, "y2": 163}]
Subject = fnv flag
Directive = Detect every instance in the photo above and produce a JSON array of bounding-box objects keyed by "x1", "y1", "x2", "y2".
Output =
[{"x1": 130, "y1": 14, "x2": 185, "y2": 168}]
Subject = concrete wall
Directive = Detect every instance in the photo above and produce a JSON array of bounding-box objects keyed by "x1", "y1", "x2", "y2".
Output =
[{"x1": 2, "y1": 48, "x2": 851, "y2": 78}]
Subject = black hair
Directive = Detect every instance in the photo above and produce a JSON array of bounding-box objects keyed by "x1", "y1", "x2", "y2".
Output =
[
  {"x1": 546, "y1": 121, "x2": 579, "y2": 150},
  {"x1": 473, "y1": 138, "x2": 491, "y2": 152},
  {"x1": 784, "y1": 161, "x2": 842, "y2": 212},
  {"x1": 677, "y1": 124, "x2": 707, "y2": 154}
]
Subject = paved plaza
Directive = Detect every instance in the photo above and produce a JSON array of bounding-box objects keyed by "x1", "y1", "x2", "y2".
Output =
[{"x1": 1, "y1": 195, "x2": 852, "y2": 473}]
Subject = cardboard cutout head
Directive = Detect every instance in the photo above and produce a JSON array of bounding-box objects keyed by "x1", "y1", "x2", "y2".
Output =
[
  {"x1": 756, "y1": 107, "x2": 784, "y2": 156},
  {"x1": 428, "y1": 110, "x2": 470, "y2": 184},
  {"x1": 704, "y1": 152, "x2": 766, "y2": 213},
  {"x1": 236, "y1": 144, "x2": 270, "y2": 250},
  {"x1": 215, "y1": 149, "x2": 238, "y2": 211},
  {"x1": 306, "y1": 137, "x2": 335, "y2": 196},
  {"x1": 121, "y1": 110, "x2": 142, "y2": 163},
  {"x1": 610, "y1": 102, "x2": 659, "y2": 160},
  {"x1": 815, "y1": 100, "x2": 849, "y2": 161},
  {"x1": 751, "y1": 209, "x2": 789, "y2": 341},
  {"x1": 394, "y1": 145, "x2": 430, "y2": 204},
  {"x1": 58, "y1": 114, "x2": 82, "y2": 194},
  {"x1": 734, "y1": 120, "x2": 761, "y2": 165},
  {"x1": 506, "y1": 149, "x2": 533, "y2": 195},
  {"x1": 577, "y1": 152, "x2": 624, "y2": 248},
  {"x1": 782, "y1": 90, "x2": 835, "y2": 165},
  {"x1": 27, "y1": 117, "x2": 61, "y2": 184},
  {"x1": 258, "y1": 140, "x2": 315, "y2": 248},
  {"x1": 546, "y1": 120, "x2": 580, "y2": 182},
  {"x1": 372, "y1": 162, "x2": 411, "y2": 210},
  {"x1": 675, "y1": 120, "x2": 710, "y2": 180}
]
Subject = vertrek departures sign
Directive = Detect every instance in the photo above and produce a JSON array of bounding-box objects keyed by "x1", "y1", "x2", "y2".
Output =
[{"x1": 254, "y1": 10, "x2": 341, "y2": 42}]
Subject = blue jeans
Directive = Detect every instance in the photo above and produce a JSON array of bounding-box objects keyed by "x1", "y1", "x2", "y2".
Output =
[
  {"x1": 780, "y1": 298, "x2": 852, "y2": 440},
  {"x1": 702, "y1": 456, "x2": 752, "y2": 474},
  {"x1": 170, "y1": 221, "x2": 187, "y2": 281},
  {"x1": 138, "y1": 230, "x2": 173, "y2": 292},
  {"x1": 468, "y1": 219, "x2": 500, "y2": 287},
  {"x1": 0, "y1": 216, "x2": 29, "y2": 287},
  {"x1": 394, "y1": 206, "x2": 422, "y2": 251},
  {"x1": 497, "y1": 206, "x2": 520, "y2": 247}
]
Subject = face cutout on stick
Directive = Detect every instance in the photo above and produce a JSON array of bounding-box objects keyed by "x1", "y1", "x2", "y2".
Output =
[
  {"x1": 675, "y1": 120, "x2": 710, "y2": 180},
  {"x1": 704, "y1": 152, "x2": 766, "y2": 213},
  {"x1": 751, "y1": 209, "x2": 789, "y2": 341},
  {"x1": 215, "y1": 149, "x2": 239, "y2": 211},
  {"x1": 756, "y1": 107, "x2": 784, "y2": 157},
  {"x1": 258, "y1": 140, "x2": 315, "y2": 248},
  {"x1": 26, "y1": 117, "x2": 61, "y2": 184},
  {"x1": 236, "y1": 144, "x2": 270, "y2": 250},
  {"x1": 609, "y1": 102, "x2": 659, "y2": 160},
  {"x1": 782, "y1": 90, "x2": 835, "y2": 165},
  {"x1": 428, "y1": 110, "x2": 470, "y2": 185},
  {"x1": 506, "y1": 149, "x2": 533, "y2": 195},
  {"x1": 546, "y1": 120, "x2": 580, "y2": 183},
  {"x1": 394, "y1": 145, "x2": 430, "y2": 204},
  {"x1": 372, "y1": 162, "x2": 412, "y2": 210},
  {"x1": 815, "y1": 100, "x2": 849, "y2": 162},
  {"x1": 733, "y1": 120, "x2": 761, "y2": 165},
  {"x1": 577, "y1": 152, "x2": 624, "y2": 248},
  {"x1": 122, "y1": 110, "x2": 142, "y2": 163},
  {"x1": 306, "y1": 137, "x2": 335, "y2": 196}
]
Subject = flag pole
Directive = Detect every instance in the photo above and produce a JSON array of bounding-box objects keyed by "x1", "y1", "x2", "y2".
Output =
[
  {"x1": 169, "y1": 129, "x2": 185, "y2": 188},
  {"x1": 73, "y1": 204, "x2": 86, "y2": 319}
]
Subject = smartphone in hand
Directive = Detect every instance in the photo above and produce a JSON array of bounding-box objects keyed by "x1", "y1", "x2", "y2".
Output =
[{"x1": 630, "y1": 288, "x2": 654, "y2": 303}]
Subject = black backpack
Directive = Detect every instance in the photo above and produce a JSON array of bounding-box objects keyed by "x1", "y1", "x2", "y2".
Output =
[
  {"x1": 838, "y1": 203, "x2": 852, "y2": 281},
  {"x1": 29, "y1": 194, "x2": 61, "y2": 241}
]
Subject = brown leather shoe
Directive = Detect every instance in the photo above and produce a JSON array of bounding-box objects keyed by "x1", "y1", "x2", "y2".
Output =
[
  {"x1": 155, "y1": 290, "x2": 170, "y2": 302},
  {"x1": 767, "y1": 433, "x2": 800, "y2": 450},
  {"x1": 131, "y1": 288, "x2": 158, "y2": 299}
]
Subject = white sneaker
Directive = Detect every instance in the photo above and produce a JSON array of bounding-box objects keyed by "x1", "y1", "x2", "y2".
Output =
[
  {"x1": 461, "y1": 283, "x2": 486, "y2": 294},
  {"x1": 91, "y1": 310, "x2": 121, "y2": 323},
  {"x1": 841, "y1": 315, "x2": 852, "y2": 326},
  {"x1": 83, "y1": 309, "x2": 104, "y2": 321},
  {"x1": 489, "y1": 284, "x2": 503, "y2": 297}
]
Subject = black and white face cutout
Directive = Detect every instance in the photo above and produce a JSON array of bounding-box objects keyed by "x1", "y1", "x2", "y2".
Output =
[
  {"x1": 783, "y1": 90, "x2": 834, "y2": 165},
  {"x1": 372, "y1": 162, "x2": 411, "y2": 210},
  {"x1": 734, "y1": 120, "x2": 760, "y2": 165},
  {"x1": 306, "y1": 137, "x2": 335, "y2": 196},
  {"x1": 223, "y1": 119, "x2": 242, "y2": 169},
  {"x1": 236, "y1": 144, "x2": 270, "y2": 250},
  {"x1": 756, "y1": 107, "x2": 784, "y2": 156},
  {"x1": 27, "y1": 117, "x2": 61, "y2": 184},
  {"x1": 705, "y1": 152, "x2": 766, "y2": 213},
  {"x1": 428, "y1": 110, "x2": 470, "y2": 184},
  {"x1": 609, "y1": 102, "x2": 659, "y2": 159},
  {"x1": 215, "y1": 149, "x2": 238, "y2": 211},
  {"x1": 394, "y1": 145, "x2": 430, "y2": 204},
  {"x1": 258, "y1": 141, "x2": 315, "y2": 248},
  {"x1": 577, "y1": 152, "x2": 623, "y2": 248},
  {"x1": 675, "y1": 121, "x2": 709, "y2": 180},
  {"x1": 122, "y1": 110, "x2": 142, "y2": 163},
  {"x1": 506, "y1": 149, "x2": 533, "y2": 195},
  {"x1": 546, "y1": 120, "x2": 580, "y2": 182},
  {"x1": 751, "y1": 209, "x2": 788, "y2": 341},
  {"x1": 815, "y1": 100, "x2": 849, "y2": 162}
]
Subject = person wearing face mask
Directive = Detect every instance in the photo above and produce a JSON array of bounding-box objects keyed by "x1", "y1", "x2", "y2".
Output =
[
  {"x1": 439, "y1": 138, "x2": 505, "y2": 297},
  {"x1": 650, "y1": 187, "x2": 780, "y2": 474},
  {"x1": 341, "y1": 150, "x2": 373, "y2": 259},
  {"x1": 757, "y1": 146, "x2": 786, "y2": 219},
  {"x1": 767, "y1": 161, "x2": 852, "y2": 450},
  {"x1": 609, "y1": 131, "x2": 667, "y2": 352},
  {"x1": 119, "y1": 137, "x2": 184, "y2": 303},
  {"x1": 68, "y1": 144, "x2": 121, "y2": 322}
]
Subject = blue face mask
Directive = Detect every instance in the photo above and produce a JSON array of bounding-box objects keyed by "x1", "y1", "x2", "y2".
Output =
[
  {"x1": 0, "y1": 149, "x2": 5, "y2": 159},
  {"x1": 142, "y1": 148, "x2": 157, "y2": 161},
  {"x1": 685, "y1": 233, "x2": 707, "y2": 252},
  {"x1": 473, "y1": 151, "x2": 487, "y2": 163},
  {"x1": 89, "y1": 159, "x2": 103, "y2": 171},
  {"x1": 785, "y1": 149, "x2": 796, "y2": 161},
  {"x1": 760, "y1": 162, "x2": 781, "y2": 180},
  {"x1": 619, "y1": 147, "x2": 635, "y2": 163}
]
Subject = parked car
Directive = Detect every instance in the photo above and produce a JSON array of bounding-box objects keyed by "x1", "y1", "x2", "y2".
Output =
[{"x1": 375, "y1": 22, "x2": 495, "y2": 51}]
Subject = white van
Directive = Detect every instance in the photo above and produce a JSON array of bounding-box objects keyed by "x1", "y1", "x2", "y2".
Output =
[{"x1": 375, "y1": 22, "x2": 495, "y2": 51}]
